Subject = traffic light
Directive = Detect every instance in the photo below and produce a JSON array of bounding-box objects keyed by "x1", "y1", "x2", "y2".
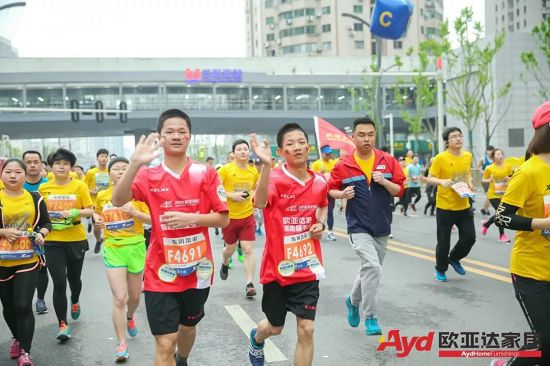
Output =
[
  {"x1": 119, "y1": 101, "x2": 127, "y2": 123},
  {"x1": 70, "y1": 100, "x2": 79, "y2": 123},
  {"x1": 95, "y1": 100, "x2": 104, "y2": 123}
]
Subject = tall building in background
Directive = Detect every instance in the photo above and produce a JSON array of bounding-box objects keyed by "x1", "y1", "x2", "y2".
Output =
[
  {"x1": 246, "y1": 0, "x2": 443, "y2": 57},
  {"x1": 485, "y1": 0, "x2": 550, "y2": 35}
]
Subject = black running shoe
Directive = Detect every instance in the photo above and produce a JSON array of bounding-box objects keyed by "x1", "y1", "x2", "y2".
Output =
[{"x1": 220, "y1": 263, "x2": 229, "y2": 280}]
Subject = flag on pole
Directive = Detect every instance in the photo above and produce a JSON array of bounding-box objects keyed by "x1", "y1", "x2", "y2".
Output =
[{"x1": 313, "y1": 116, "x2": 355, "y2": 156}]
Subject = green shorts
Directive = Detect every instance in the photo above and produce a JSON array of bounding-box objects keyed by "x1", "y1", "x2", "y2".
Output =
[{"x1": 103, "y1": 242, "x2": 146, "y2": 274}]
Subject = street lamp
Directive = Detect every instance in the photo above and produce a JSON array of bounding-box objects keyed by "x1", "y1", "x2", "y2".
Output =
[
  {"x1": 342, "y1": 12, "x2": 385, "y2": 146},
  {"x1": 0, "y1": 1, "x2": 26, "y2": 12}
]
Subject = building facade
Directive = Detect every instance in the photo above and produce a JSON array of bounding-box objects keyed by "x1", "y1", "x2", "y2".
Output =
[
  {"x1": 246, "y1": 0, "x2": 443, "y2": 58},
  {"x1": 485, "y1": 0, "x2": 550, "y2": 35}
]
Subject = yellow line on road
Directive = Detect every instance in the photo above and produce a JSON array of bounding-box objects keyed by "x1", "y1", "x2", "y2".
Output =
[{"x1": 332, "y1": 228, "x2": 511, "y2": 284}]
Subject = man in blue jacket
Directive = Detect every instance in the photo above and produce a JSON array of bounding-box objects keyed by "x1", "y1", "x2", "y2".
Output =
[{"x1": 329, "y1": 117, "x2": 405, "y2": 336}]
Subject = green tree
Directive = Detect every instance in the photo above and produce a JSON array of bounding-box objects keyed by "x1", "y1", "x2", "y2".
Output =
[{"x1": 520, "y1": 17, "x2": 550, "y2": 101}]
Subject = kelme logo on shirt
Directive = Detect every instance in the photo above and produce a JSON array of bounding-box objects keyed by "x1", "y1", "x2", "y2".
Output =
[{"x1": 217, "y1": 185, "x2": 227, "y2": 202}]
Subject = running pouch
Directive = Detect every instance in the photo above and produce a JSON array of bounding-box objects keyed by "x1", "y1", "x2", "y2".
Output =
[
  {"x1": 51, "y1": 209, "x2": 80, "y2": 231},
  {"x1": 105, "y1": 234, "x2": 144, "y2": 247},
  {"x1": 451, "y1": 182, "x2": 475, "y2": 199}
]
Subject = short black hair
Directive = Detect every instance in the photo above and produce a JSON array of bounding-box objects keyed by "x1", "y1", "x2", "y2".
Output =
[
  {"x1": 109, "y1": 153, "x2": 118, "y2": 158},
  {"x1": 486, "y1": 145, "x2": 495, "y2": 151},
  {"x1": 74, "y1": 165, "x2": 84, "y2": 171},
  {"x1": 157, "y1": 109, "x2": 192, "y2": 134},
  {"x1": 108, "y1": 156, "x2": 130, "y2": 171},
  {"x1": 276, "y1": 123, "x2": 308, "y2": 148},
  {"x1": 442, "y1": 127, "x2": 462, "y2": 142},
  {"x1": 1, "y1": 158, "x2": 26, "y2": 174},
  {"x1": 22, "y1": 150, "x2": 42, "y2": 161},
  {"x1": 232, "y1": 139, "x2": 249, "y2": 152},
  {"x1": 96, "y1": 148, "x2": 109, "y2": 157},
  {"x1": 206, "y1": 157, "x2": 214, "y2": 162},
  {"x1": 48, "y1": 148, "x2": 77, "y2": 167},
  {"x1": 352, "y1": 116, "x2": 376, "y2": 133}
]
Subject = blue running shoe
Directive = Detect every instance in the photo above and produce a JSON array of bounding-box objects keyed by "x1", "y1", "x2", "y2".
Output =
[
  {"x1": 365, "y1": 317, "x2": 382, "y2": 335},
  {"x1": 345, "y1": 296, "x2": 360, "y2": 328},
  {"x1": 127, "y1": 316, "x2": 137, "y2": 337},
  {"x1": 449, "y1": 259, "x2": 466, "y2": 275},
  {"x1": 248, "y1": 328, "x2": 264, "y2": 366},
  {"x1": 115, "y1": 342, "x2": 129, "y2": 362},
  {"x1": 56, "y1": 321, "x2": 71, "y2": 341},
  {"x1": 435, "y1": 270, "x2": 447, "y2": 282}
]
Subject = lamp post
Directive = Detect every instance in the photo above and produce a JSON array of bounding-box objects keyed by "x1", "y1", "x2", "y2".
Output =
[
  {"x1": 342, "y1": 12, "x2": 385, "y2": 147},
  {"x1": 0, "y1": 1, "x2": 26, "y2": 12}
]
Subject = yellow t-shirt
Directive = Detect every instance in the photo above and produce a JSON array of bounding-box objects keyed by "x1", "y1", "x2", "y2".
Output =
[
  {"x1": 96, "y1": 187, "x2": 149, "y2": 247},
  {"x1": 429, "y1": 150, "x2": 473, "y2": 211},
  {"x1": 402, "y1": 167, "x2": 409, "y2": 188},
  {"x1": 501, "y1": 155, "x2": 550, "y2": 281},
  {"x1": 217, "y1": 161, "x2": 259, "y2": 219},
  {"x1": 47, "y1": 171, "x2": 79, "y2": 181},
  {"x1": 0, "y1": 180, "x2": 4, "y2": 190},
  {"x1": 354, "y1": 152, "x2": 375, "y2": 182},
  {"x1": 310, "y1": 158, "x2": 337, "y2": 174},
  {"x1": 0, "y1": 190, "x2": 37, "y2": 267},
  {"x1": 39, "y1": 179, "x2": 93, "y2": 242},
  {"x1": 85, "y1": 167, "x2": 111, "y2": 205},
  {"x1": 483, "y1": 163, "x2": 514, "y2": 200}
]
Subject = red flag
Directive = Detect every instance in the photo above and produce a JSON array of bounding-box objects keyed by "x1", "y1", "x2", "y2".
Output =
[{"x1": 313, "y1": 116, "x2": 355, "y2": 156}]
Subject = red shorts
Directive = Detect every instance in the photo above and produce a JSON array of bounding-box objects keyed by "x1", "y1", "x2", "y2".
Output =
[{"x1": 222, "y1": 215, "x2": 256, "y2": 244}]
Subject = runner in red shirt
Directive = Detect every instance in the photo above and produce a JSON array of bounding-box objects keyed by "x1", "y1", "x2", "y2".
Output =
[
  {"x1": 111, "y1": 109, "x2": 229, "y2": 366},
  {"x1": 248, "y1": 124, "x2": 328, "y2": 366}
]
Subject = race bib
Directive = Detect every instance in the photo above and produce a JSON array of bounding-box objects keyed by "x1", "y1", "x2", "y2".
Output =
[
  {"x1": 494, "y1": 181, "x2": 508, "y2": 196},
  {"x1": 451, "y1": 182, "x2": 475, "y2": 199},
  {"x1": 47, "y1": 194, "x2": 77, "y2": 222},
  {"x1": 0, "y1": 233, "x2": 33, "y2": 260},
  {"x1": 95, "y1": 173, "x2": 110, "y2": 191},
  {"x1": 278, "y1": 232, "x2": 322, "y2": 277},
  {"x1": 542, "y1": 196, "x2": 550, "y2": 238},
  {"x1": 102, "y1": 203, "x2": 134, "y2": 232},
  {"x1": 163, "y1": 233, "x2": 208, "y2": 276}
]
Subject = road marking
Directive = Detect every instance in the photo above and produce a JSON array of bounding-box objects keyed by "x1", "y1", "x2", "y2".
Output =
[
  {"x1": 332, "y1": 228, "x2": 511, "y2": 284},
  {"x1": 224, "y1": 304, "x2": 288, "y2": 362}
]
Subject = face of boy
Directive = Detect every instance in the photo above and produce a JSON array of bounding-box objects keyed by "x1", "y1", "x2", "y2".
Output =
[
  {"x1": 278, "y1": 130, "x2": 309, "y2": 166},
  {"x1": 160, "y1": 117, "x2": 191, "y2": 156}
]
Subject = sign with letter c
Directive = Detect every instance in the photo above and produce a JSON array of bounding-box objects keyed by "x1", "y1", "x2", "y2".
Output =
[{"x1": 379, "y1": 11, "x2": 393, "y2": 27}]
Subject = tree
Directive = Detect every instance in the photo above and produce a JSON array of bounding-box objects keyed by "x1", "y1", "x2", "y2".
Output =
[{"x1": 520, "y1": 17, "x2": 550, "y2": 101}]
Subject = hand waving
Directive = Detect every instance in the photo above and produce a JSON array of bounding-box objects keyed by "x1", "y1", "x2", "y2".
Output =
[
  {"x1": 131, "y1": 133, "x2": 161, "y2": 166},
  {"x1": 249, "y1": 134, "x2": 272, "y2": 165}
]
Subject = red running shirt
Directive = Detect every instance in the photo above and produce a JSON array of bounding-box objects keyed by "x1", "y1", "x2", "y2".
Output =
[
  {"x1": 261, "y1": 164, "x2": 328, "y2": 286},
  {"x1": 131, "y1": 161, "x2": 228, "y2": 292}
]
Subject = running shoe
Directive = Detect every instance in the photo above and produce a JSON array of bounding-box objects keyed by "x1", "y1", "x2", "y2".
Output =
[
  {"x1": 365, "y1": 316, "x2": 382, "y2": 335},
  {"x1": 56, "y1": 321, "x2": 71, "y2": 341},
  {"x1": 498, "y1": 234, "x2": 511, "y2": 243},
  {"x1": 449, "y1": 259, "x2": 466, "y2": 275},
  {"x1": 237, "y1": 245, "x2": 245, "y2": 263},
  {"x1": 435, "y1": 270, "x2": 447, "y2": 282},
  {"x1": 220, "y1": 262, "x2": 229, "y2": 280},
  {"x1": 345, "y1": 296, "x2": 360, "y2": 328},
  {"x1": 71, "y1": 303, "x2": 81, "y2": 320},
  {"x1": 115, "y1": 342, "x2": 129, "y2": 362},
  {"x1": 246, "y1": 283, "x2": 257, "y2": 298},
  {"x1": 9, "y1": 339, "x2": 20, "y2": 359},
  {"x1": 87, "y1": 222, "x2": 92, "y2": 233},
  {"x1": 35, "y1": 299, "x2": 48, "y2": 314},
  {"x1": 127, "y1": 316, "x2": 138, "y2": 337},
  {"x1": 228, "y1": 256, "x2": 234, "y2": 269},
  {"x1": 411, "y1": 203, "x2": 417, "y2": 212},
  {"x1": 481, "y1": 219, "x2": 489, "y2": 236},
  {"x1": 248, "y1": 328, "x2": 265, "y2": 366},
  {"x1": 17, "y1": 351, "x2": 33, "y2": 366},
  {"x1": 94, "y1": 239, "x2": 103, "y2": 254},
  {"x1": 326, "y1": 232, "x2": 336, "y2": 241}
]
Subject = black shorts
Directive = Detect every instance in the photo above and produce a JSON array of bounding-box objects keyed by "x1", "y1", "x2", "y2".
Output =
[
  {"x1": 262, "y1": 280, "x2": 319, "y2": 327},
  {"x1": 144, "y1": 287, "x2": 210, "y2": 335},
  {"x1": 44, "y1": 240, "x2": 89, "y2": 261}
]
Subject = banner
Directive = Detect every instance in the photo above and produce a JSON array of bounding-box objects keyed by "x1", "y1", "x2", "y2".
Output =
[{"x1": 313, "y1": 116, "x2": 355, "y2": 156}]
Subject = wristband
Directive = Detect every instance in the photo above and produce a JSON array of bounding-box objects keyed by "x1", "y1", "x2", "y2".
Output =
[
  {"x1": 68, "y1": 209, "x2": 80, "y2": 220},
  {"x1": 318, "y1": 222, "x2": 326, "y2": 231}
]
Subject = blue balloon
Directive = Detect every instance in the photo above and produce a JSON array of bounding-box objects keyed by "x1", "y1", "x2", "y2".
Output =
[{"x1": 370, "y1": 0, "x2": 414, "y2": 40}]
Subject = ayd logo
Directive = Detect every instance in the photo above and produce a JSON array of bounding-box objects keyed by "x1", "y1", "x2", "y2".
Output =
[{"x1": 377, "y1": 330, "x2": 435, "y2": 358}]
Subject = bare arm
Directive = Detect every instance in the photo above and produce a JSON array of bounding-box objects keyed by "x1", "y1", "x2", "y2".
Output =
[{"x1": 250, "y1": 134, "x2": 272, "y2": 209}]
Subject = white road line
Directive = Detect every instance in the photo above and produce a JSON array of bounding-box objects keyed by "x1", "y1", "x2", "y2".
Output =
[{"x1": 224, "y1": 304, "x2": 288, "y2": 363}]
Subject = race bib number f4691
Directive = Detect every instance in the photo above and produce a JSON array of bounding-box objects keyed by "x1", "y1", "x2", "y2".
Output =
[{"x1": 163, "y1": 233, "x2": 208, "y2": 276}]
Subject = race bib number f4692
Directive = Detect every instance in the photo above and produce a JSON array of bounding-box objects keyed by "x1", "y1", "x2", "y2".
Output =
[{"x1": 284, "y1": 232, "x2": 316, "y2": 270}]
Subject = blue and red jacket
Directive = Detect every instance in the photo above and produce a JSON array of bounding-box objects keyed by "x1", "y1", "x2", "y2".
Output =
[{"x1": 328, "y1": 149, "x2": 405, "y2": 237}]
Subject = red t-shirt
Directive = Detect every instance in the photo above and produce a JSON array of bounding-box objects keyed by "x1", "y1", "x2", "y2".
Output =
[
  {"x1": 260, "y1": 164, "x2": 329, "y2": 286},
  {"x1": 131, "y1": 161, "x2": 228, "y2": 293}
]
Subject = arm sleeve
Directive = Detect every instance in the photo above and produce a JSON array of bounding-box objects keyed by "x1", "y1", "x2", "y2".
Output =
[
  {"x1": 495, "y1": 202, "x2": 533, "y2": 231},
  {"x1": 36, "y1": 197, "x2": 52, "y2": 233}
]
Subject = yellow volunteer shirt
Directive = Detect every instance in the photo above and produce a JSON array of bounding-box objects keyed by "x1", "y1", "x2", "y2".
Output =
[
  {"x1": 96, "y1": 187, "x2": 149, "y2": 247},
  {"x1": 0, "y1": 190, "x2": 38, "y2": 267},
  {"x1": 310, "y1": 158, "x2": 337, "y2": 174},
  {"x1": 39, "y1": 178, "x2": 93, "y2": 242},
  {"x1": 85, "y1": 167, "x2": 111, "y2": 205},
  {"x1": 501, "y1": 155, "x2": 550, "y2": 281},
  {"x1": 429, "y1": 150, "x2": 473, "y2": 211},
  {"x1": 354, "y1": 152, "x2": 375, "y2": 183},
  {"x1": 47, "y1": 171, "x2": 79, "y2": 181},
  {"x1": 483, "y1": 163, "x2": 514, "y2": 200},
  {"x1": 218, "y1": 161, "x2": 259, "y2": 219}
]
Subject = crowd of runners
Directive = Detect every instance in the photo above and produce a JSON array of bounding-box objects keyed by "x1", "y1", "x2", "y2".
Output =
[{"x1": 1, "y1": 102, "x2": 549, "y2": 366}]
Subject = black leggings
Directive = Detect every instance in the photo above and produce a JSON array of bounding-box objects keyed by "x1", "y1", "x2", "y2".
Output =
[
  {"x1": 36, "y1": 265, "x2": 48, "y2": 300},
  {"x1": 45, "y1": 243, "x2": 86, "y2": 324},
  {"x1": 404, "y1": 187, "x2": 421, "y2": 214},
  {"x1": 483, "y1": 198, "x2": 505, "y2": 236},
  {"x1": 509, "y1": 274, "x2": 550, "y2": 366},
  {"x1": 327, "y1": 196, "x2": 335, "y2": 231},
  {"x1": 0, "y1": 264, "x2": 39, "y2": 352},
  {"x1": 424, "y1": 185, "x2": 436, "y2": 215}
]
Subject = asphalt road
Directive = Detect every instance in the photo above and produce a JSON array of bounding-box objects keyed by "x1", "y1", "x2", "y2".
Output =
[{"x1": 0, "y1": 195, "x2": 531, "y2": 366}]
